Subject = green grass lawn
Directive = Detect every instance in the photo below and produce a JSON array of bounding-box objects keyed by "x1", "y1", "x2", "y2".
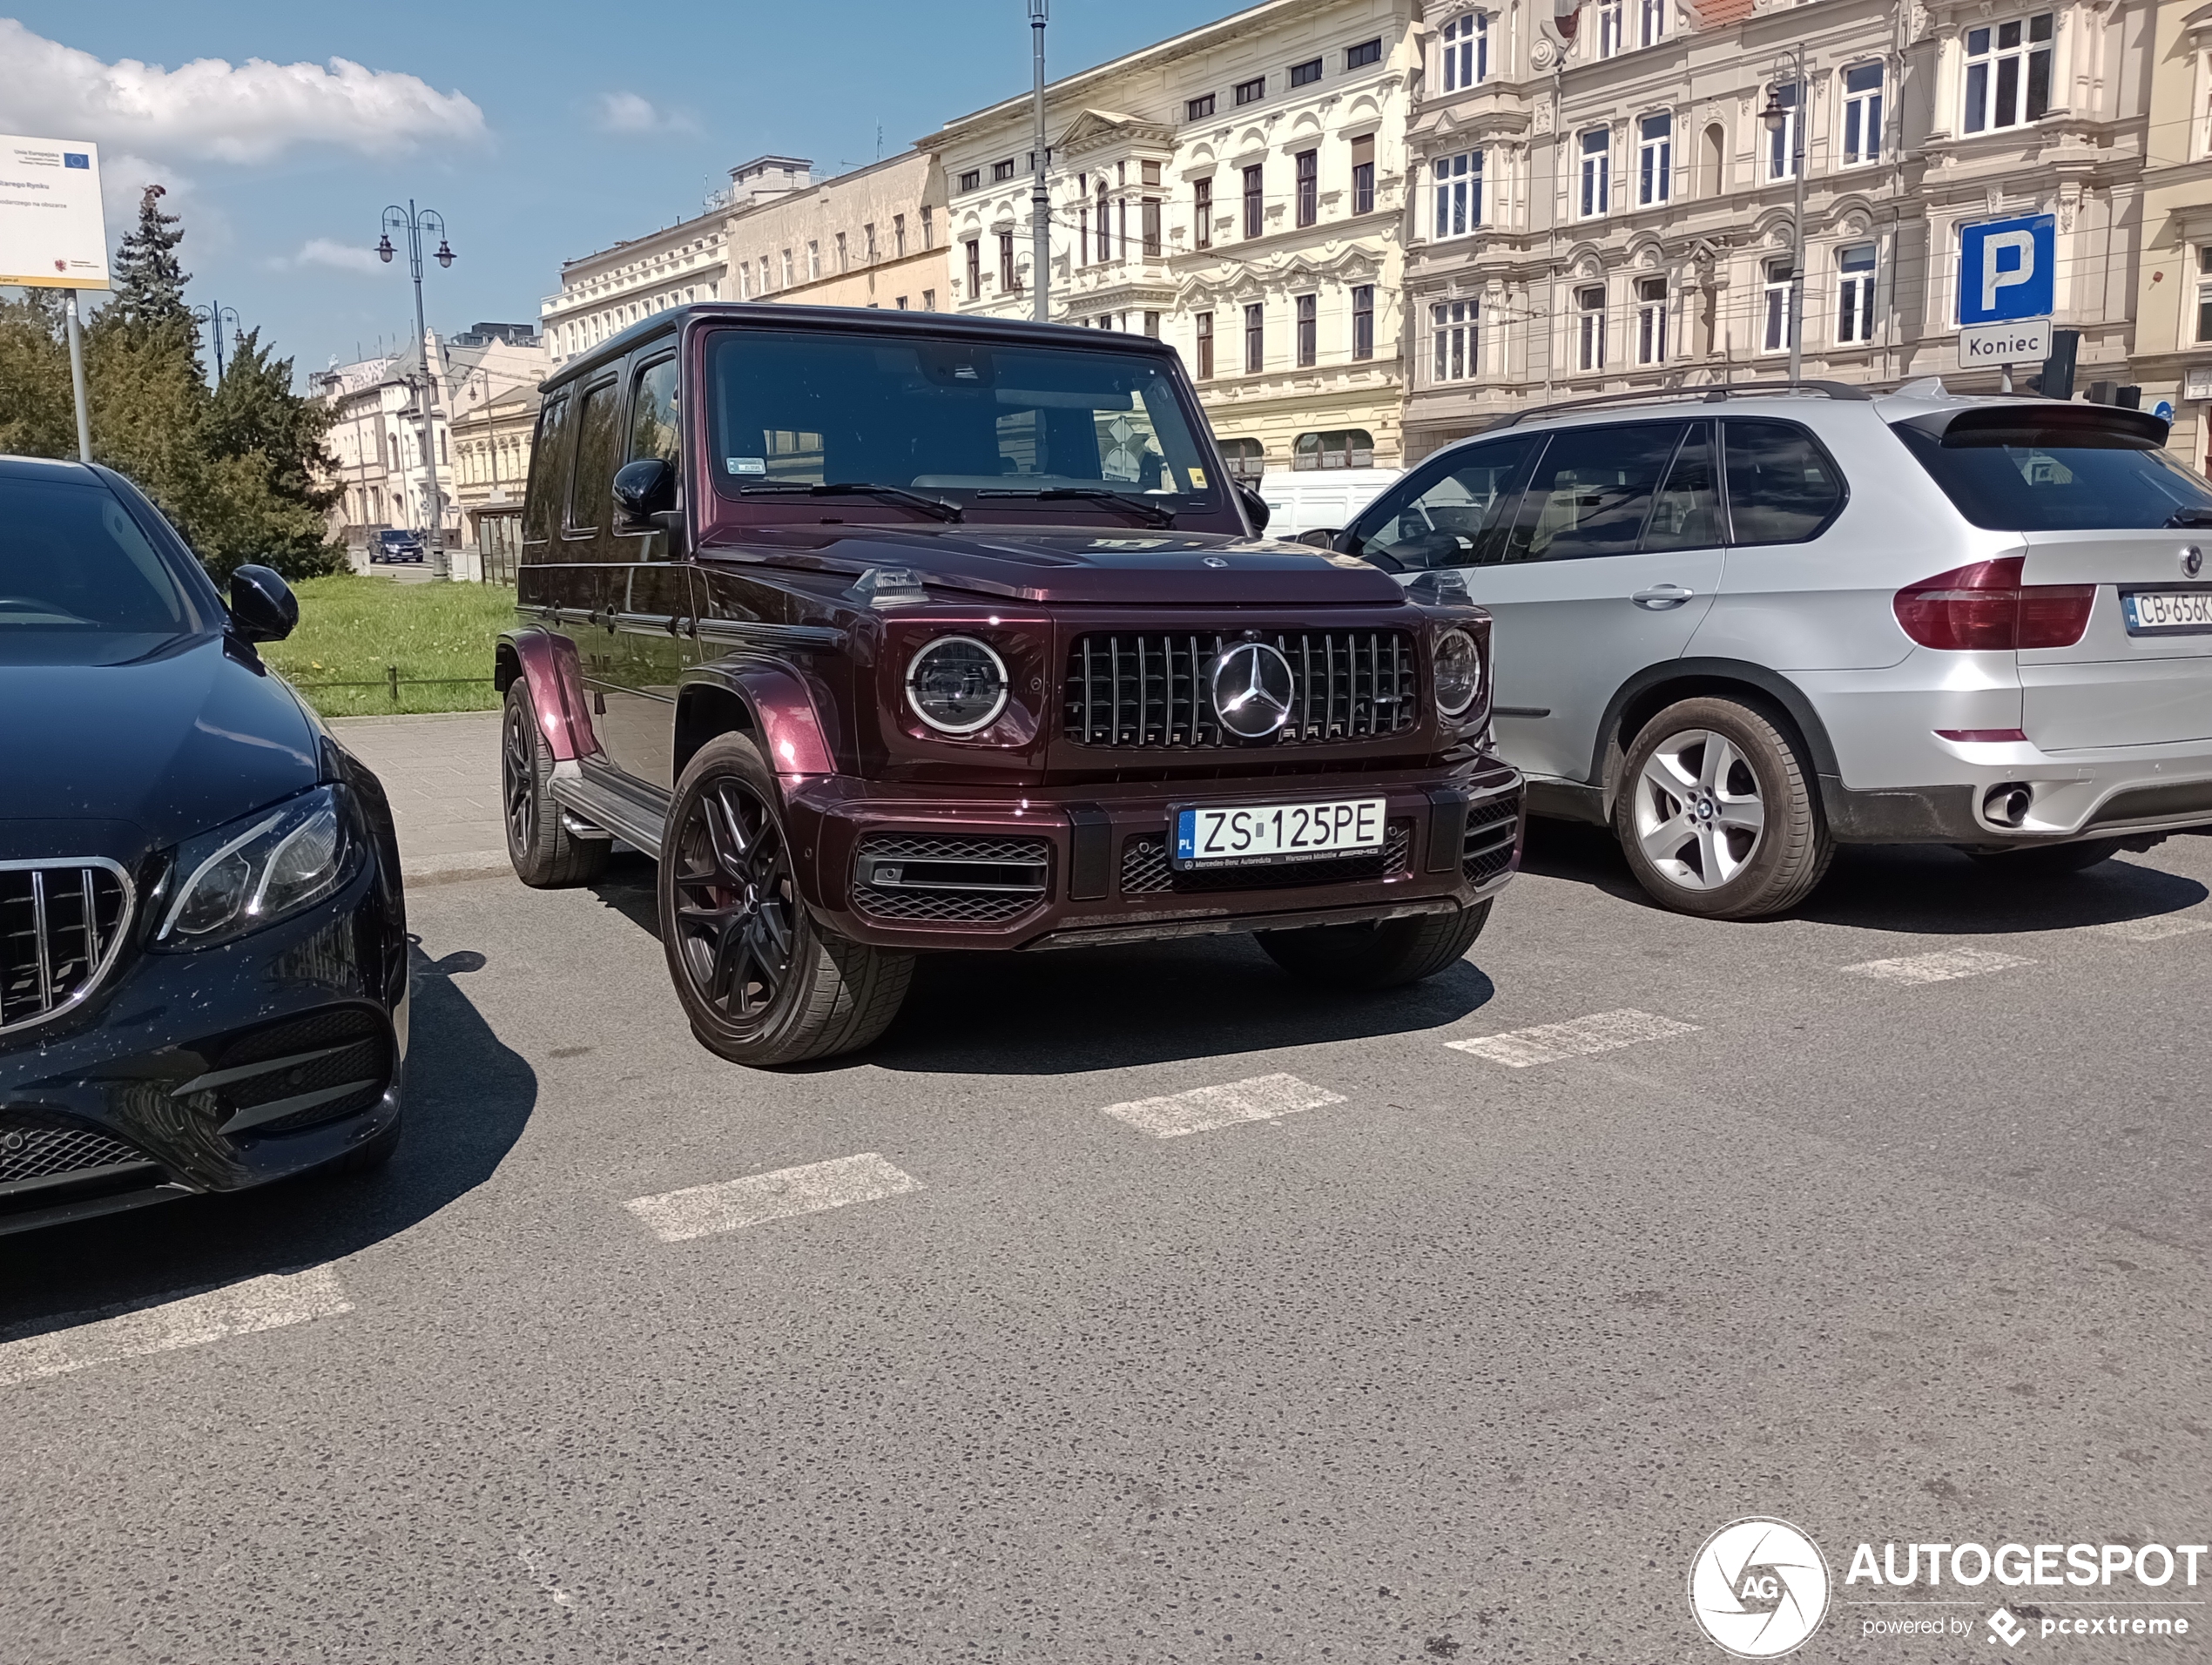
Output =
[{"x1": 260, "y1": 573, "x2": 516, "y2": 717}]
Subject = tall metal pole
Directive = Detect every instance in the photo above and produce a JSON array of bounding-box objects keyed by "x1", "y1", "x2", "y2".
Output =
[
  {"x1": 1786, "y1": 48, "x2": 1807, "y2": 387},
  {"x1": 63, "y1": 291, "x2": 91, "y2": 463},
  {"x1": 381, "y1": 200, "x2": 455, "y2": 578},
  {"x1": 1028, "y1": 0, "x2": 1050, "y2": 324}
]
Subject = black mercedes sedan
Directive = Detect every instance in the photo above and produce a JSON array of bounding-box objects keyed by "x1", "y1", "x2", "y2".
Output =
[{"x1": 1, "y1": 455, "x2": 408, "y2": 1234}]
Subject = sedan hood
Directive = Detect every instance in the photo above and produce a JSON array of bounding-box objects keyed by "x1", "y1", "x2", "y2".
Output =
[
  {"x1": 695, "y1": 524, "x2": 1405, "y2": 607},
  {"x1": 0, "y1": 631, "x2": 322, "y2": 859}
]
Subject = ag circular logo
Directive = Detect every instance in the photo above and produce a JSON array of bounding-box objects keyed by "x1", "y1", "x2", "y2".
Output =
[{"x1": 1688, "y1": 1518, "x2": 1831, "y2": 1658}]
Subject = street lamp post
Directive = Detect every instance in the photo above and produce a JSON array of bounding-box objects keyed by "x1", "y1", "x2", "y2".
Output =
[
  {"x1": 192, "y1": 302, "x2": 242, "y2": 381},
  {"x1": 1761, "y1": 52, "x2": 1809, "y2": 386},
  {"x1": 1028, "y1": 0, "x2": 1050, "y2": 324},
  {"x1": 377, "y1": 201, "x2": 456, "y2": 577}
]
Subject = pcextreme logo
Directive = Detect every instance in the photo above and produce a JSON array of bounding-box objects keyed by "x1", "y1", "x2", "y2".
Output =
[{"x1": 1689, "y1": 1518, "x2": 1832, "y2": 1659}]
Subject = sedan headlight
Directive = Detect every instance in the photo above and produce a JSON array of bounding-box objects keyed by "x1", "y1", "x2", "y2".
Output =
[
  {"x1": 1433, "y1": 628, "x2": 1480, "y2": 719},
  {"x1": 906, "y1": 635, "x2": 1009, "y2": 734},
  {"x1": 156, "y1": 785, "x2": 359, "y2": 949}
]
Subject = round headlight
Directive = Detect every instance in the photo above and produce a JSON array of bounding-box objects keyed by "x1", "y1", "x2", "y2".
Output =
[
  {"x1": 1433, "y1": 628, "x2": 1480, "y2": 719},
  {"x1": 906, "y1": 635, "x2": 1009, "y2": 734}
]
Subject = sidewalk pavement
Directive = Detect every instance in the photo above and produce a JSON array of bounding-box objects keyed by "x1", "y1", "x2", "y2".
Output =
[{"x1": 327, "y1": 710, "x2": 509, "y2": 881}]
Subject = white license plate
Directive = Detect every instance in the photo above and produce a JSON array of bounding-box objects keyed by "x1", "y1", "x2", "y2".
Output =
[
  {"x1": 2122, "y1": 590, "x2": 2212, "y2": 635},
  {"x1": 1173, "y1": 799, "x2": 1386, "y2": 869}
]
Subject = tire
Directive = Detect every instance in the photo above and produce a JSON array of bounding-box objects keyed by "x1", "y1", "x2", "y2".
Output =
[
  {"x1": 1614, "y1": 697, "x2": 1833, "y2": 920},
  {"x1": 1258, "y1": 900, "x2": 1493, "y2": 990},
  {"x1": 1968, "y1": 838, "x2": 2123, "y2": 875},
  {"x1": 502, "y1": 679, "x2": 609, "y2": 888},
  {"x1": 658, "y1": 733, "x2": 914, "y2": 1067}
]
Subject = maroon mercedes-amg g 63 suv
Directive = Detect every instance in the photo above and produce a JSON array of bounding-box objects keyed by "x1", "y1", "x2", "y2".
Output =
[{"x1": 496, "y1": 304, "x2": 1521, "y2": 1066}]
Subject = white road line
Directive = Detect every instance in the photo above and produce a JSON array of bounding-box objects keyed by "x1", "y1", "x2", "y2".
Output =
[
  {"x1": 2093, "y1": 913, "x2": 2212, "y2": 942},
  {"x1": 624, "y1": 1152, "x2": 921, "y2": 1242},
  {"x1": 1446, "y1": 1008, "x2": 1699, "y2": 1068},
  {"x1": 1842, "y1": 947, "x2": 2035, "y2": 984},
  {"x1": 1101, "y1": 1073, "x2": 1345, "y2": 1139},
  {"x1": 0, "y1": 1267, "x2": 352, "y2": 1389}
]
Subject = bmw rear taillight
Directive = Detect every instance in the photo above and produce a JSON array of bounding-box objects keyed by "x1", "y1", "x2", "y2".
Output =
[{"x1": 1893, "y1": 556, "x2": 2094, "y2": 651}]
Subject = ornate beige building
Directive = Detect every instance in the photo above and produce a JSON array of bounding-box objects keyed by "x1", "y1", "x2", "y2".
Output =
[
  {"x1": 2128, "y1": 1, "x2": 2212, "y2": 473},
  {"x1": 928, "y1": 0, "x2": 1420, "y2": 479}
]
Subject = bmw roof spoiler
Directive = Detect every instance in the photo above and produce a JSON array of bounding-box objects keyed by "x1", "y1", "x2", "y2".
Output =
[
  {"x1": 1480, "y1": 379, "x2": 1873, "y2": 432},
  {"x1": 1890, "y1": 401, "x2": 2172, "y2": 446}
]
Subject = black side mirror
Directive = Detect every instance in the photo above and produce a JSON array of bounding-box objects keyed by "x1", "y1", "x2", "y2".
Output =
[
  {"x1": 612, "y1": 458, "x2": 678, "y2": 533},
  {"x1": 1237, "y1": 483, "x2": 1271, "y2": 534},
  {"x1": 1294, "y1": 529, "x2": 1336, "y2": 550},
  {"x1": 228, "y1": 565, "x2": 298, "y2": 643}
]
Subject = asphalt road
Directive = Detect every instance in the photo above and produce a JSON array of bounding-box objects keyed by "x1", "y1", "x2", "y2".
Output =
[{"x1": 4, "y1": 823, "x2": 2209, "y2": 1663}]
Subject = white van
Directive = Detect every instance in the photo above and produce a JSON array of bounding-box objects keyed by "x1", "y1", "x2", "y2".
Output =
[{"x1": 1258, "y1": 468, "x2": 1402, "y2": 542}]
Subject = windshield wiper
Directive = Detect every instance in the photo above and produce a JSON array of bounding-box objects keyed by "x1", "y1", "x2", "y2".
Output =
[
  {"x1": 974, "y1": 486, "x2": 1176, "y2": 528},
  {"x1": 738, "y1": 481, "x2": 962, "y2": 522},
  {"x1": 2163, "y1": 508, "x2": 2212, "y2": 529}
]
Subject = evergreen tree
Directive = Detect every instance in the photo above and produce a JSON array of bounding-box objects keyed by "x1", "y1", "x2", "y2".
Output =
[
  {"x1": 107, "y1": 185, "x2": 195, "y2": 334},
  {"x1": 0, "y1": 291, "x2": 75, "y2": 458}
]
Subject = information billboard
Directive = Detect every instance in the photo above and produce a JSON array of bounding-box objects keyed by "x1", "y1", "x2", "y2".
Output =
[{"x1": 0, "y1": 134, "x2": 110, "y2": 290}]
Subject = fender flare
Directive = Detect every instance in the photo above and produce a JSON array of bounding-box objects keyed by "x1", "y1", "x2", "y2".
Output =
[
  {"x1": 677, "y1": 660, "x2": 837, "y2": 780},
  {"x1": 496, "y1": 628, "x2": 601, "y2": 764},
  {"x1": 1587, "y1": 657, "x2": 1842, "y2": 814}
]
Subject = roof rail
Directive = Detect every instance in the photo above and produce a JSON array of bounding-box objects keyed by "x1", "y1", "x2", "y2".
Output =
[{"x1": 1481, "y1": 379, "x2": 1875, "y2": 432}]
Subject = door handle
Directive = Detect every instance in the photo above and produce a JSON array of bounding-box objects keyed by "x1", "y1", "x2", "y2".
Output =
[{"x1": 1632, "y1": 584, "x2": 1695, "y2": 610}]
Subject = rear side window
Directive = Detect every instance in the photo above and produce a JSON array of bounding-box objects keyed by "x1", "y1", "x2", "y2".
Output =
[
  {"x1": 1892, "y1": 420, "x2": 2212, "y2": 531},
  {"x1": 522, "y1": 391, "x2": 572, "y2": 546},
  {"x1": 567, "y1": 380, "x2": 620, "y2": 535},
  {"x1": 1501, "y1": 422, "x2": 1684, "y2": 563},
  {"x1": 1643, "y1": 421, "x2": 1724, "y2": 550},
  {"x1": 629, "y1": 355, "x2": 680, "y2": 463},
  {"x1": 1723, "y1": 420, "x2": 1845, "y2": 545}
]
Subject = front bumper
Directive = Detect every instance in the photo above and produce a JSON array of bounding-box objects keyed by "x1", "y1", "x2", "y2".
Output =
[
  {"x1": 782, "y1": 758, "x2": 1524, "y2": 952},
  {"x1": 0, "y1": 860, "x2": 408, "y2": 1236}
]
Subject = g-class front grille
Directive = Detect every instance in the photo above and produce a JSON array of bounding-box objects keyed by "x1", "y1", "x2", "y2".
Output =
[
  {"x1": 1064, "y1": 630, "x2": 1419, "y2": 749},
  {"x1": 1464, "y1": 794, "x2": 1521, "y2": 886},
  {"x1": 1119, "y1": 819, "x2": 1413, "y2": 895},
  {"x1": 0, "y1": 860, "x2": 132, "y2": 1036},
  {"x1": 851, "y1": 834, "x2": 1050, "y2": 926}
]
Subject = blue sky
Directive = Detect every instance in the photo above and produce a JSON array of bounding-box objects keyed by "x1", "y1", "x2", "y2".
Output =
[{"x1": 0, "y1": 2, "x2": 1250, "y2": 379}]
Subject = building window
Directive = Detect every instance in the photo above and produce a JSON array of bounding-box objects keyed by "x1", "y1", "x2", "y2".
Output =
[
  {"x1": 1441, "y1": 12, "x2": 1487, "y2": 91},
  {"x1": 1235, "y1": 76, "x2": 1266, "y2": 106},
  {"x1": 1837, "y1": 244, "x2": 1878, "y2": 344},
  {"x1": 1964, "y1": 15, "x2": 2053, "y2": 133},
  {"x1": 1767, "y1": 81, "x2": 1801, "y2": 180},
  {"x1": 964, "y1": 239, "x2": 981, "y2": 297},
  {"x1": 1290, "y1": 57, "x2": 1324, "y2": 89},
  {"x1": 866, "y1": 224, "x2": 878, "y2": 262},
  {"x1": 1244, "y1": 163, "x2": 1264, "y2": 238},
  {"x1": 992, "y1": 158, "x2": 1016, "y2": 182},
  {"x1": 1579, "y1": 129, "x2": 1611, "y2": 219},
  {"x1": 1347, "y1": 37, "x2": 1382, "y2": 71},
  {"x1": 1142, "y1": 311, "x2": 1161, "y2": 338},
  {"x1": 1142, "y1": 197, "x2": 1162, "y2": 257},
  {"x1": 2200, "y1": 247, "x2": 2212, "y2": 342},
  {"x1": 1244, "y1": 302, "x2": 1265, "y2": 372},
  {"x1": 1118, "y1": 197, "x2": 1129, "y2": 260},
  {"x1": 1576, "y1": 284, "x2": 1607, "y2": 371},
  {"x1": 921, "y1": 206, "x2": 934, "y2": 248},
  {"x1": 1196, "y1": 310, "x2": 1216, "y2": 378},
  {"x1": 1187, "y1": 93, "x2": 1216, "y2": 121},
  {"x1": 1638, "y1": 113, "x2": 1672, "y2": 206},
  {"x1": 1352, "y1": 285, "x2": 1375, "y2": 360},
  {"x1": 922, "y1": 288, "x2": 935, "y2": 311},
  {"x1": 1433, "y1": 299, "x2": 1476, "y2": 382},
  {"x1": 1296, "y1": 150, "x2": 1318, "y2": 227},
  {"x1": 807, "y1": 240, "x2": 819, "y2": 280},
  {"x1": 1433, "y1": 151, "x2": 1482, "y2": 238},
  {"x1": 1219, "y1": 436, "x2": 1265, "y2": 482},
  {"x1": 1078, "y1": 205, "x2": 1090, "y2": 265},
  {"x1": 958, "y1": 169, "x2": 981, "y2": 193},
  {"x1": 1295, "y1": 430, "x2": 1374, "y2": 471},
  {"x1": 1635, "y1": 277, "x2": 1668, "y2": 365},
  {"x1": 998, "y1": 232, "x2": 1017, "y2": 292},
  {"x1": 894, "y1": 214, "x2": 907, "y2": 256},
  {"x1": 780, "y1": 249, "x2": 792, "y2": 286},
  {"x1": 1195, "y1": 176, "x2": 1213, "y2": 248},
  {"x1": 1597, "y1": 1, "x2": 1624, "y2": 58},
  {"x1": 1352, "y1": 135, "x2": 1376, "y2": 214},
  {"x1": 835, "y1": 232, "x2": 848, "y2": 272},
  {"x1": 895, "y1": 296, "x2": 908, "y2": 310},
  {"x1": 1640, "y1": 0, "x2": 1667, "y2": 47},
  {"x1": 1762, "y1": 259, "x2": 1794, "y2": 352},
  {"x1": 1842, "y1": 63, "x2": 1884, "y2": 165},
  {"x1": 1295, "y1": 293, "x2": 1318, "y2": 366}
]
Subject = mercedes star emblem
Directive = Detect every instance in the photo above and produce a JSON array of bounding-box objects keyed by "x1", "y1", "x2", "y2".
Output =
[
  {"x1": 1211, "y1": 640, "x2": 1297, "y2": 739},
  {"x1": 2184, "y1": 545, "x2": 2203, "y2": 579}
]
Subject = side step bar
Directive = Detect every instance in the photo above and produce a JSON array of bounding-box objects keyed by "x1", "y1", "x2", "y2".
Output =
[{"x1": 549, "y1": 772, "x2": 669, "y2": 857}]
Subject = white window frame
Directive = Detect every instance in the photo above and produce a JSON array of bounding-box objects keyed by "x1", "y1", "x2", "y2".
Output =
[
  {"x1": 1963, "y1": 14, "x2": 2055, "y2": 134},
  {"x1": 1836, "y1": 244, "x2": 1877, "y2": 345},
  {"x1": 1639, "y1": 0, "x2": 1667, "y2": 49},
  {"x1": 1432, "y1": 298, "x2": 1478, "y2": 383},
  {"x1": 1767, "y1": 82, "x2": 1801, "y2": 181},
  {"x1": 1637, "y1": 113, "x2": 1672, "y2": 206},
  {"x1": 1841, "y1": 62, "x2": 1884, "y2": 167},
  {"x1": 1578, "y1": 129, "x2": 1611, "y2": 219},
  {"x1": 1635, "y1": 277, "x2": 1668, "y2": 365},
  {"x1": 1575, "y1": 284, "x2": 1607, "y2": 372},
  {"x1": 1761, "y1": 260, "x2": 1795, "y2": 354},
  {"x1": 1433, "y1": 151, "x2": 1483, "y2": 239},
  {"x1": 1596, "y1": 1, "x2": 1624, "y2": 59},
  {"x1": 1441, "y1": 11, "x2": 1488, "y2": 91},
  {"x1": 2197, "y1": 246, "x2": 2212, "y2": 344}
]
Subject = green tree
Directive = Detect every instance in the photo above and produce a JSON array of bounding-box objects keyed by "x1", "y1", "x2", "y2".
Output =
[
  {"x1": 0, "y1": 290, "x2": 74, "y2": 458},
  {"x1": 106, "y1": 184, "x2": 194, "y2": 334}
]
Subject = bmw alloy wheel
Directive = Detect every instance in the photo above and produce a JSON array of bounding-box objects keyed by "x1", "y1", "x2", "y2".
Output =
[{"x1": 1630, "y1": 727, "x2": 1768, "y2": 890}]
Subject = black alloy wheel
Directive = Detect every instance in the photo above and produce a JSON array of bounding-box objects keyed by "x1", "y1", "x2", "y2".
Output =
[{"x1": 502, "y1": 680, "x2": 609, "y2": 888}]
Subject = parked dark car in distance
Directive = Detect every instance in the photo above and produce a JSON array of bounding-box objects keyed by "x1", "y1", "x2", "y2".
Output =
[
  {"x1": 497, "y1": 305, "x2": 1522, "y2": 1067},
  {"x1": 374, "y1": 529, "x2": 426, "y2": 564},
  {"x1": 0, "y1": 455, "x2": 409, "y2": 1235}
]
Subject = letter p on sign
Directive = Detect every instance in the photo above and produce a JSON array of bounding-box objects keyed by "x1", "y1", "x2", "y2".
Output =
[{"x1": 1959, "y1": 213, "x2": 2055, "y2": 327}]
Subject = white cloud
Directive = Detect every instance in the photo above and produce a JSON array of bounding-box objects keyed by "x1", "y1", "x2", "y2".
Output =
[
  {"x1": 0, "y1": 19, "x2": 486, "y2": 166},
  {"x1": 276, "y1": 237, "x2": 386, "y2": 275},
  {"x1": 591, "y1": 91, "x2": 698, "y2": 138}
]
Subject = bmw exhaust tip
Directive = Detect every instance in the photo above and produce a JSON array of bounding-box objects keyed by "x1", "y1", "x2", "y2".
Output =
[{"x1": 1984, "y1": 782, "x2": 2033, "y2": 828}]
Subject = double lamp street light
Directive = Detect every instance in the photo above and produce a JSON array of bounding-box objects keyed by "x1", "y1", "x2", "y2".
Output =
[{"x1": 377, "y1": 201, "x2": 456, "y2": 576}]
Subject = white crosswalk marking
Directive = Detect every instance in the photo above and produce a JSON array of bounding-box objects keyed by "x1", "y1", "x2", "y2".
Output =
[
  {"x1": 624, "y1": 1153, "x2": 921, "y2": 1242},
  {"x1": 1101, "y1": 1073, "x2": 1345, "y2": 1139},
  {"x1": 0, "y1": 1267, "x2": 352, "y2": 1388},
  {"x1": 1843, "y1": 947, "x2": 2035, "y2": 984},
  {"x1": 2093, "y1": 913, "x2": 2212, "y2": 942},
  {"x1": 1447, "y1": 1008, "x2": 1699, "y2": 1068}
]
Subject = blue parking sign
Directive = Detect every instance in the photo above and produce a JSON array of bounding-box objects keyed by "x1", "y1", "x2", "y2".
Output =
[{"x1": 1959, "y1": 214, "x2": 2054, "y2": 327}]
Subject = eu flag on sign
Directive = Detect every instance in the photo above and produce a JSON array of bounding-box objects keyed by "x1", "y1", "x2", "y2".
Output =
[{"x1": 64, "y1": 153, "x2": 89, "y2": 168}]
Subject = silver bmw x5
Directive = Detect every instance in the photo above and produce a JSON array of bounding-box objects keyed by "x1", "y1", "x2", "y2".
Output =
[{"x1": 1343, "y1": 381, "x2": 2212, "y2": 919}]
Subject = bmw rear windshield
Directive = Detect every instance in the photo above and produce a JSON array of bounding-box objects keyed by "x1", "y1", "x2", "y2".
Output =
[{"x1": 1892, "y1": 407, "x2": 2212, "y2": 532}]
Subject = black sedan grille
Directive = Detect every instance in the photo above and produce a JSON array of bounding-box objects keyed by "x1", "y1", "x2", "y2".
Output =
[
  {"x1": 178, "y1": 1008, "x2": 394, "y2": 1137},
  {"x1": 0, "y1": 1109, "x2": 152, "y2": 1187},
  {"x1": 1120, "y1": 819, "x2": 1413, "y2": 895},
  {"x1": 0, "y1": 861, "x2": 131, "y2": 1036},
  {"x1": 851, "y1": 834, "x2": 1050, "y2": 925},
  {"x1": 1464, "y1": 794, "x2": 1521, "y2": 886},
  {"x1": 1064, "y1": 630, "x2": 1419, "y2": 749}
]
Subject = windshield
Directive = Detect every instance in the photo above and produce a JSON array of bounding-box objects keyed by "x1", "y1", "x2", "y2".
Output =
[
  {"x1": 1894, "y1": 420, "x2": 2212, "y2": 532},
  {"x1": 0, "y1": 476, "x2": 199, "y2": 635},
  {"x1": 705, "y1": 328, "x2": 1235, "y2": 527}
]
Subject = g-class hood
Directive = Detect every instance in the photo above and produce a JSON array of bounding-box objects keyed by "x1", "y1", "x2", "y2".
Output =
[{"x1": 693, "y1": 524, "x2": 1405, "y2": 607}]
